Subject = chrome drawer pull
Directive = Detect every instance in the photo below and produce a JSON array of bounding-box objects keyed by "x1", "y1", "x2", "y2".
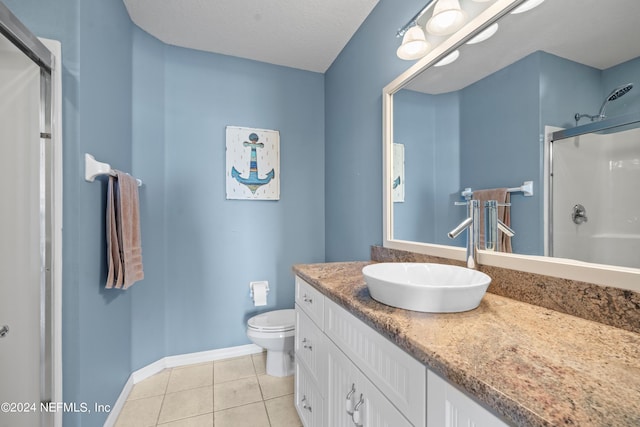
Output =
[
  {"x1": 352, "y1": 394, "x2": 364, "y2": 426},
  {"x1": 303, "y1": 294, "x2": 313, "y2": 303},
  {"x1": 345, "y1": 383, "x2": 356, "y2": 415}
]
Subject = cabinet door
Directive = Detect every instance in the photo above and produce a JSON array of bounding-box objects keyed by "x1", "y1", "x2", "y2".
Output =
[
  {"x1": 325, "y1": 298, "x2": 426, "y2": 426},
  {"x1": 326, "y1": 338, "x2": 357, "y2": 427},
  {"x1": 427, "y1": 370, "x2": 509, "y2": 427},
  {"x1": 295, "y1": 305, "x2": 326, "y2": 396},
  {"x1": 296, "y1": 361, "x2": 324, "y2": 427},
  {"x1": 327, "y1": 340, "x2": 412, "y2": 427}
]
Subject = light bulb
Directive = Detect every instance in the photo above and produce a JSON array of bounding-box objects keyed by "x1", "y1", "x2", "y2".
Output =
[
  {"x1": 434, "y1": 50, "x2": 460, "y2": 67},
  {"x1": 397, "y1": 26, "x2": 430, "y2": 60},
  {"x1": 466, "y1": 23, "x2": 499, "y2": 44},
  {"x1": 426, "y1": 0, "x2": 467, "y2": 36}
]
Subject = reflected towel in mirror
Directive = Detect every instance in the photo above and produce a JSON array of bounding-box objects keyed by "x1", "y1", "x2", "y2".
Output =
[{"x1": 473, "y1": 188, "x2": 512, "y2": 253}]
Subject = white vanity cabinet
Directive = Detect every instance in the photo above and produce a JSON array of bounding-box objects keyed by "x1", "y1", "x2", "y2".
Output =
[{"x1": 294, "y1": 275, "x2": 508, "y2": 427}]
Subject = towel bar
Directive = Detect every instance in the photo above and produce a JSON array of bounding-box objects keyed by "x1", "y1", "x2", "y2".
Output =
[
  {"x1": 84, "y1": 153, "x2": 142, "y2": 187},
  {"x1": 461, "y1": 181, "x2": 533, "y2": 199},
  {"x1": 507, "y1": 181, "x2": 533, "y2": 196}
]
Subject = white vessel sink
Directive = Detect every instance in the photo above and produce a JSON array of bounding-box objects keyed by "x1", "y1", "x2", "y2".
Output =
[{"x1": 362, "y1": 263, "x2": 491, "y2": 313}]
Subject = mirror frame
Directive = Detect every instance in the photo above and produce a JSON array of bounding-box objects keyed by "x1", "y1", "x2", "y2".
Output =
[{"x1": 382, "y1": 0, "x2": 640, "y2": 292}]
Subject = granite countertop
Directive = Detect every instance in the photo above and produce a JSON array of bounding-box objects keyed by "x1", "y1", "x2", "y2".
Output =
[{"x1": 293, "y1": 261, "x2": 640, "y2": 427}]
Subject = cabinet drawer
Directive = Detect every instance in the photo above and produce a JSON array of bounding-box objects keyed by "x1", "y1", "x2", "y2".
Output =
[
  {"x1": 295, "y1": 306, "x2": 326, "y2": 396},
  {"x1": 295, "y1": 276, "x2": 324, "y2": 328},
  {"x1": 325, "y1": 298, "x2": 426, "y2": 427},
  {"x1": 326, "y1": 340, "x2": 412, "y2": 427},
  {"x1": 295, "y1": 361, "x2": 324, "y2": 427}
]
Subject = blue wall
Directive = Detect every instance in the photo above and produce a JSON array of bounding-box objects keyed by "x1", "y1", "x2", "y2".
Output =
[
  {"x1": 76, "y1": 1, "x2": 135, "y2": 424},
  {"x1": 460, "y1": 53, "x2": 542, "y2": 254},
  {"x1": 601, "y1": 56, "x2": 640, "y2": 118},
  {"x1": 393, "y1": 89, "x2": 437, "y2": 243},
  {"x1": 161, "y1": 44, "x2": 325, "y2": 357},
  {"x1": 393, "y1": 89, "x2": 462, "y2": 246},
  {"x1": 324, "y1": 0, "x2": 428, "y2": 261},
  {"x1": 6, "y1": 1, "x2": 324, "y2": 425},
  {"x1": 131, "y1": 27, "x2": 168, "y2": 370}
]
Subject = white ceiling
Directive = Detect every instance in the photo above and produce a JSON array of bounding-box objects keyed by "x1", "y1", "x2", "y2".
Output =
[{"x1": 123, "y1": 0, "x2": 379, "y2": 73}]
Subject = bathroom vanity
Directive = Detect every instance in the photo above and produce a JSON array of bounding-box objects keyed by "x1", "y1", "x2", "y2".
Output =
[{"x1": 292, "y1": 262, "x2": 640, "y2": 427}]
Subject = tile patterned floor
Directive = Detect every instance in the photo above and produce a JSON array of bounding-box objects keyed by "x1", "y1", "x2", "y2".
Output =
[{"x1": 115, "y1": 352, "x2": 302, "y2": 427}]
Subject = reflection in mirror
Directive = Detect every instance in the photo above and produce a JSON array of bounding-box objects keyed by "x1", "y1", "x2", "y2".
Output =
[
  {"x1": 389, "y1": 0, "x2": 640, "y2": 271},
  {"x1": 549, "y1": 115, "x2": 640, "y2": 269}
]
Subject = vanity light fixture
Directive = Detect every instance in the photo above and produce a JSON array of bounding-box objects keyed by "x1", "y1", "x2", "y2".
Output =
[
  {"x1": 396, "y1": 0, "x2": 498, "y2": 60},
  {"x1": 434, "y1": 49, "x2": 460, "y2": 66},
  {"x1": 426, "y1": 0, "x2": 467, "y2": 36},
  {"x1": 466, "y1": 22, "x2": 499, "y2": 44},
  {"x1": 397, "y1": 25, "x2": 431, "y2": 60},
  {"x1": 511, "y1": 0, "x2": 545, "y2": 14}
]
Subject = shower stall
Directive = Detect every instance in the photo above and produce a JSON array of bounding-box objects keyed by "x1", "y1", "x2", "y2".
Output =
[
  {"x1": 549, "y1": 111, "x2": 640, "y2": 269},
  {"x1": 0, "y1": 3, "x2": 62, "y2": 426}
]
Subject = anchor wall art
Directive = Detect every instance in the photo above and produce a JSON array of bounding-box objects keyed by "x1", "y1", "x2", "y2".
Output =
[{"x1": 226, "y1": 126, "x2": 280, "y2": 200}]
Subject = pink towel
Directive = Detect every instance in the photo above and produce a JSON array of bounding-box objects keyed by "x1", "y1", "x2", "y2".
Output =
[
  {"x1": 106, "y1": 171, "x2": 144, "y2": 289},
  {"x1": 472, "y1": 188, "x2": 512, "y2": 253}
]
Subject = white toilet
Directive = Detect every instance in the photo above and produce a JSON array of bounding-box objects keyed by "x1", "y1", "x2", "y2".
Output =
[{"x1": 247, "y1": 309, "x2": 296, "y2": 377}]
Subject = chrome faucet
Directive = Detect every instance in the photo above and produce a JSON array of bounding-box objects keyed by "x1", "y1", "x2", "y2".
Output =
[
  {"x1": 448, "y1": 199, "x2": 480, "y2": 269},
  {"x1": 484, "y1": 200, "x2": 515, "y2": 252}
]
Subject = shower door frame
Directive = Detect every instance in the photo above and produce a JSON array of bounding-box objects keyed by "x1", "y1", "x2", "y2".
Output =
[
  {"x1": 546, "y1": 111, "x2": 640, "y2": 259},
  {"x1": 0, "y1": 3, "x2": 63, "y2": 427}
]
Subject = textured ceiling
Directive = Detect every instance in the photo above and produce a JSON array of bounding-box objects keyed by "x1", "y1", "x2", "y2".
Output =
[{"x1": 123, "y1": 0, "x2": 380, "y2": 73}]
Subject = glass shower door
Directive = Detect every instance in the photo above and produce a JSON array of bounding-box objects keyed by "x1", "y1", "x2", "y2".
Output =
[
  {"x1": 551, "y1": 124, "x2": 640, "y2": 269},
  {"x1": 0, "y1": 30, "x2": 46, "y2": 427}
]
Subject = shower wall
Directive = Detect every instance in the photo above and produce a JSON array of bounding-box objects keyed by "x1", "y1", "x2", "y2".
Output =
[{"x1": 552, "y1": 126, "x2": 640, "y2": 268}]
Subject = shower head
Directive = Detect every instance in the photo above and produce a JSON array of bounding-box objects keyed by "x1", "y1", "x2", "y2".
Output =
[
  {"x1": 575, "y1": 83, "x2": 634, "y2": 124},
  {"x1": 605, "y1": 83, "x2": 633, "y2": 102},
  {"x1": 597, "y1": 83, "x2": 634, "y2": 119}
]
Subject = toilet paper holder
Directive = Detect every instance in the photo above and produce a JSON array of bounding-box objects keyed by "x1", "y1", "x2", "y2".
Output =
[{"x1": 249, "y1": 281, "x2": 270, "y2": 298}]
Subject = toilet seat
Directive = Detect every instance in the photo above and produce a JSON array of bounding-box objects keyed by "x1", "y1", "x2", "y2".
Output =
[{"x1": 247, "y1": 309, "x2": 295, "y2": 333}]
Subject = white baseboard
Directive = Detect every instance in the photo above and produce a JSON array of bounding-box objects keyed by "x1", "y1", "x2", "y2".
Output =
[
  {"x1": 103, "y1": 376, "x2": 134, "y2": 427},
  {"x1": 103, "y1": 344, "x2": 263, "y2": 426}
]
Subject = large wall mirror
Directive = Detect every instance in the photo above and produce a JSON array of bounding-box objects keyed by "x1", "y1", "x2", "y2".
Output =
[{"x1": 383, "y1": 0, "x2": 640, "y2": 291}]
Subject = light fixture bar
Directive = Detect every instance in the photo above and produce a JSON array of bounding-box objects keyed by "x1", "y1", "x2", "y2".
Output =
[{"x1": 396, "y1": 0, "x2": 438, "y2": 37}]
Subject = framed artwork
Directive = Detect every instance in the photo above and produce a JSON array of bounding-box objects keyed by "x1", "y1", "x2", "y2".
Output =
[
  {"x1": 393, "y1": 143, "x2": 405, "y2": 203},
  {"x1": 226, "y1": 126, "x2": 280, "y2": 200}
]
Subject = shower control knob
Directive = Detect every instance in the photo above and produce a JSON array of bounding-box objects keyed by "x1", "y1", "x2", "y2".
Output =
[
  {"x1": 572, "y1": 204, "x2": 588, "y2": 225},
  {"x1": 0, "y1": 325, "x2": 8, "y2": 338}
]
